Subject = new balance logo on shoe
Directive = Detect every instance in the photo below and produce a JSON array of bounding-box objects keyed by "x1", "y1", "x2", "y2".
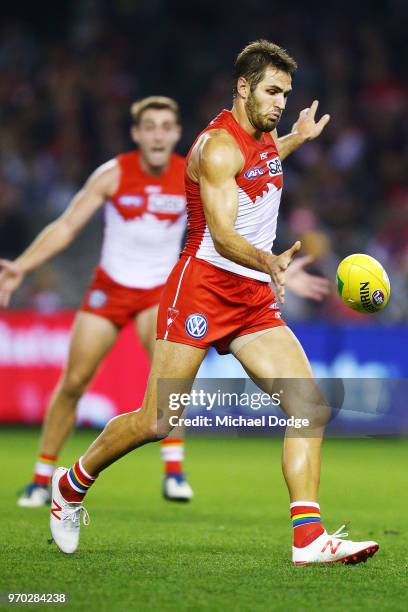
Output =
[
  {"x1": 51, "y1": 499, "x2": 62, "y2": 520},
  {"x1": 321, "y1": 539, "x2": 342, "y2": 555}
]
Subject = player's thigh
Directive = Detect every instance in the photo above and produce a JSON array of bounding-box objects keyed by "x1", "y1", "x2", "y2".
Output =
[
  {"x1": 141, "y1": 339, "x2": 207, "y2": 434},
  {"x1": 236, "y1": 326, "x2": 313, "y2": 380},
  {"x1": 235, "y1": 327, "x2": 329, "y2": 422},
  {"x1": 134, "y1": 304, "x2": 159, "y2": 360},
  {"x1": 63, "y1": 311, "x2": 119, "y2": 386}
]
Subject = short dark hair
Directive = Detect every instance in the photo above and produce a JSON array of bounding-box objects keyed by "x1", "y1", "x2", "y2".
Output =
[
  {"x1": 130, "y1": 96, "x2": 180, "y2": 125},
  {"x1": 234, "y1": 39, "x2": 297, "y2": 95}
]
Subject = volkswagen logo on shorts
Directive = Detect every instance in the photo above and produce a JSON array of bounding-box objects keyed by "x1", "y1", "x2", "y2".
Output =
[
  {"x1": 185, "y1": 313, "x2": 208, "y2": 338},
  {"x1": 88, "y1": 289, "x2": 107, "y2": 308}
]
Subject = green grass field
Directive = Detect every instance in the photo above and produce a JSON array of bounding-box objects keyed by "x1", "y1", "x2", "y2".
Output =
[{"x1": 0, "y1": 428, "x2": 407, "y2": 611}]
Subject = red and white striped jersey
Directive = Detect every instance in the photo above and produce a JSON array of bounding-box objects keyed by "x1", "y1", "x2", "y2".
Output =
[
  {"x1": 182, "y1": 109, "x2": 283, "y2": 282},
  {"x1": 100, "y1": 150, "x2": 187, "y2": 288}
]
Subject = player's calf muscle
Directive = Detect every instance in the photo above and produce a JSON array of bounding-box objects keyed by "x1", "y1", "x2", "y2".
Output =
[
  {"x1": 82, "y1": 411, "x2": 155, "y2": 474},
  {"x1": 86, "y1": 375, "x2": 189, "y2": 473}
]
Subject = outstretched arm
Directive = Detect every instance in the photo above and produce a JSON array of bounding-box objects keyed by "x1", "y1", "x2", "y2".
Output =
[
  {"x1": 0, "y1": 160, "x2": 119, "y2": 307},
  {"x1": 274, "y1": 100, "x2": 330, "y2": 161},
  {"x1": 195, "y1": 131, "x2": 300, "y2": 303}
]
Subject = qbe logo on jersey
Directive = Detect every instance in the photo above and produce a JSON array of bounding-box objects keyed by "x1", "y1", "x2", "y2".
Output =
[
  {"x1": 267, "y1": 156, "x2": 283, "y2": 176},
  {"x1": 185, "y1": 313, "x2": 208, "y2": 339}
]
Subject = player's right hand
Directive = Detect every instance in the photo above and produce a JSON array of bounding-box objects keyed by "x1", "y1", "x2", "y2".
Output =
[
  {"x1": 0, "y1": 259, "x2": 25, "y2": 307},
  {"x1": 267, "y1": 241, "x2": 301, "y2": 304}
]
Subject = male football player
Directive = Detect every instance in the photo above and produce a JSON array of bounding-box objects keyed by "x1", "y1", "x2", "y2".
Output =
[{"x1": 46, "y1": 41, "x2": 378, "y2": 563}]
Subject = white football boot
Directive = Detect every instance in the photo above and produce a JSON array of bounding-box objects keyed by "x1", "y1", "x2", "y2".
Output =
[
  {"x1": 163, "y1": 474, "x2": 193, "y2": 502},
  {"x1": 50, "y1": 467, "x2": 89, "y2": 554},
  {"x1": 18, "y1": 483, "x2": 51, "y2": 507},
  {"x1": 292, "y1": 525, "x2": 379, "y2": 565}
]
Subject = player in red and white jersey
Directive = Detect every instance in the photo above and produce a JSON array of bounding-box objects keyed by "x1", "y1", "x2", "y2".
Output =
[
  {"x1": 1, "y1": 93, "x2": 329, "y2": 510},
  {"x1": 158, "y1": 107, "x2": 286, "y2": 352},
  {"x1": 47, "y1": 41, "x2": 379, "y2": 564},
  {"x1": 182, "y1": 109, "x2": 283, "y2": 281},
  {"x1": 0, "y1": 97, "x2": 194, "y2": 505}
]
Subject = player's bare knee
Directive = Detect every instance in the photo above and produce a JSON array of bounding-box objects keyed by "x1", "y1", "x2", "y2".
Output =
[
  {"x1": 143, "y1": 414, "x2": 173, "y2": 442},
  {"x1": 286, "y1": 400, "x2": 331, "y2": 428},
  {"x1": 281, "y1": 381, "x2": 332, "y2": 428},
  {"x1": 156, "y1": 418, "x2": 174, "y2": 441},
  {"x1": 127, "y1": 409, "x2": 161, "y2": 443},
  {"x1": 60, "y1": 370, "x2": 90, "y2": 399}
]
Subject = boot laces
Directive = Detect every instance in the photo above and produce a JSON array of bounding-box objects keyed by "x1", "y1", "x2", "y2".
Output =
[
  {"x1": 330, "y1": 524, "x2": 349, "y2": 539},
  {"x1": 63, "y1": 504, "x2": 90, "y2": 526}
]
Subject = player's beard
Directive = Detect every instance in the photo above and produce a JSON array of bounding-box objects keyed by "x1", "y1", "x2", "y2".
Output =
[{"x1": 245, "y1": 89, "x2": 278, "y2": 133}]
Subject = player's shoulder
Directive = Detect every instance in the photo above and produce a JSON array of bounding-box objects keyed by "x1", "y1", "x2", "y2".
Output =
[
  {"x1": 90, "y1": 158, "x2": 119, "y2": 180},
  {"x1": 88, "y1": 158, "x2": 120, "y2": 197},
  {"x1": 187, "y1": 128, "x2": 243, "y2": 180},
  {"x1": 204, "y1": 127, "x2": 237, "y2": 144},
  {"x1": 198, "y1": 128, "x2": 240, "y2": 156},
  {"x1": 199, "y1": 128, "x2": 243, "y2": 168}
]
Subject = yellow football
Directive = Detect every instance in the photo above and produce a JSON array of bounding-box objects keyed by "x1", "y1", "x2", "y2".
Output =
[{"x1": 336, "y1": 254, "x2": 390, "y2": 314}]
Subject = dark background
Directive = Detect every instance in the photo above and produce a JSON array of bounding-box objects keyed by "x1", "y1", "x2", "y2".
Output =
[{"x1": 1, "y1": 0, "x2": 407, "y2": 320}]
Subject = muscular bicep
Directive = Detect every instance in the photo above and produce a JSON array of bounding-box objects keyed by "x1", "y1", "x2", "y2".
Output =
[
  {"x1": 198, "y1": 135, "x2": 242, "y2": 245},
  {"x1": 200, "y1": 172, "x2": 239, "y2": 236},
  {"x1": 59, "y1": 160, "x2": 119, "y2": 236}
]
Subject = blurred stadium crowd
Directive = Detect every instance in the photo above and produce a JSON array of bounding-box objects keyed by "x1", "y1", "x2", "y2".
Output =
[{"x1": 0, "y1": 0, "x2": 407, "y2": 320}]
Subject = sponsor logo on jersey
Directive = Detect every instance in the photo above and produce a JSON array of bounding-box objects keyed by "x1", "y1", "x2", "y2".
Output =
[
  {"x1": 260, "y1": 152, "x2": 268, "y2": 160},
  {"x1": 118, "y1": 195, "x2": 144, "y2": 207},
  {"x1": 267, "y1": 156, "x2": 283, "y2": 176},
  {"x1": 372, "y1": 289, "x2": 385, "y2": 306},
  {"x1": 88, "y1": 290, "x2": 107, "y2": 309},
  {"x1": 185, "y1": 313, "x2": 208, "y2": 339},
  {"x1": 147, "y1": 194, "x2": 186, "y2": 214},
  {"x1": 244, "y1": 167, "x2": 265, "y2": 180}
]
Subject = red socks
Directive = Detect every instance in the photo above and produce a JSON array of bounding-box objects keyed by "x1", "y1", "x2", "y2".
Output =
[
  {"x1": 33, "y1": 453, "x2": 56, "y2": 486},
  {"x1": 59, "y1": 458, "x2": 97, "y2": 502},
  {"x1": 160, "y1": 438, "x2": 184, "y2": 476},
  {"x1": 291, "y1": 501, "x2": 325, "y2": 548}
]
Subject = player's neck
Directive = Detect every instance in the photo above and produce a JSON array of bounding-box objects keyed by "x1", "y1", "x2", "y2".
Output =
[
  {"x1": 231, "y1": 102, "x2": 263, "y2": 141},
  {"x1": 138, "y1": 153, "x2": 169, "y2": 177}
]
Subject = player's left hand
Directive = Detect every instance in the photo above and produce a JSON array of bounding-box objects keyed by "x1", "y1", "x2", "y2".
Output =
[
  {"x1": 284, "y1": 255, "x2": 330, "y2": 301},
  {"x1": 0, "y1": 259, "x2": 25, "y2": 307},
  {"x1": 291, "y1": 100, "x2": 330, "y2": 142},
  {"x1": 268, "y1": 241, "x2": 301, "y2": 304}
]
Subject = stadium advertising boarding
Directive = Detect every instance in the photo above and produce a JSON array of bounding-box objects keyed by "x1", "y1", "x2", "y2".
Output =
[{"x1": 0, "y1": 312, "x2": 407, "y2": 435}]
